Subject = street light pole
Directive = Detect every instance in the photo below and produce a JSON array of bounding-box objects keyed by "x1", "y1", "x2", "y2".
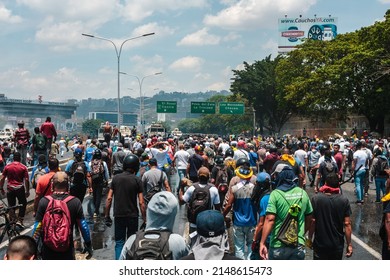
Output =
[
  {"x1": 120, "y1": 72, "x2": 162, "y2": 134},
  {"x1": 253, "y1": 107, "x2": 256, "y2": 137},
  {"x1": 82, "y1": 32, "x2": 155, "y2": 127}
]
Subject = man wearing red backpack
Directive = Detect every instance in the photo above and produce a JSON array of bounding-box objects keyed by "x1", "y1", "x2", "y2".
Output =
[{"x1": 32, "y1": 171, "x2": 92, "y2": 260}]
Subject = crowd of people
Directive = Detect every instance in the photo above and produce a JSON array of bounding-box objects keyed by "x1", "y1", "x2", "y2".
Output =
[{"x1": 1, "y1": 118, "x2": 390, "y2": 260}]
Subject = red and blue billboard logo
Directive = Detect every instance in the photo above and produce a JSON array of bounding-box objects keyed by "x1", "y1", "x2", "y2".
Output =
[{"x1": 281, "y1": 26, "x2": 304, "y2": 42}]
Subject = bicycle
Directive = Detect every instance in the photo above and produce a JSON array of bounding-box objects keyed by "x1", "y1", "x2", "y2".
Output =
[{"x1": 0, "y1": 204, "x2": 23, "y2": 244}]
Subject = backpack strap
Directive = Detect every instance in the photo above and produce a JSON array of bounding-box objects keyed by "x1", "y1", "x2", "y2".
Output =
[
  {"x1": 39, "y1": 173, "x2": 56, "y2": 200},
  {"x1": 158, "y1": 170, "x2": 164, "y2": 190}
]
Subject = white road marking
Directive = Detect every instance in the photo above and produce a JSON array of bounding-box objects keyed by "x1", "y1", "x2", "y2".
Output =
[{"x1": 352, "y1": 234, "x2": 382, "y2": 259}]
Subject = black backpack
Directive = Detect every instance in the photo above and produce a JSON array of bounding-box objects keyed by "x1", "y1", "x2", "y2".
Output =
[
  {"x1": 71, "y1": 161, "x2": 87, "y2": 186},
  {"x1": 144, "y1": 170, "x2": 164, "y2": 204},
  {"x1": 90, "y1": 159, "x2": 104, "y2": 184},
  {"x1": 126, "y1": 230, "x2": 172, "y2": 260},
  {"x1": 321, "y1": 159, "x2": 337, "y2": 180},
  {"x1": 376, "y1": 157, "x2": 389, "y2": 177},
  {"x1": 251, "y1": 179, "x2": 270, "y2": 211},
  {"x1": 187, "y1": 183, "x2": 212, "y2": 224},
  {"x1": 215, "y1": 166, "x2": 228, "y2": 194}
]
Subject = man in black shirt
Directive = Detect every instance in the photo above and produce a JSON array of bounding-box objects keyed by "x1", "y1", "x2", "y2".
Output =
[
  {"x1": 104, "y1": 154, "x2": 146, "y2": 260},
  {"x1": 308, "y1": 173, "x2": 353, "y2": 260}
]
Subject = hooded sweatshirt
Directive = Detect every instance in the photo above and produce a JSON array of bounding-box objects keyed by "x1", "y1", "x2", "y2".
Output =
[{"x1": 119, "y1": 191, "x2": 189, "y2": 260}]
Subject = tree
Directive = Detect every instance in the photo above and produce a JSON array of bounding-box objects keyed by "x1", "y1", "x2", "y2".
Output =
[
  {"x1": 230, "y1": 55, "x2": 295, "y2": 135},
  {"x1": 82, "y1": 119, "x2": 103, "y2": 138}
]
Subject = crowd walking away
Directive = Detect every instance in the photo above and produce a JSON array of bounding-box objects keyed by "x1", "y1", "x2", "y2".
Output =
[{"x1": 1, "y1": 122, "x2": 390, "y2": 261}]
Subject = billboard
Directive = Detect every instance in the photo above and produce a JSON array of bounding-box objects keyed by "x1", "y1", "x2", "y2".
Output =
[
  {"x1": 89, "y1": 112, "x2": 137, "y2": 126},
  {"x1": 278, "y1": 16, "x2": 338, "y2": 53}
]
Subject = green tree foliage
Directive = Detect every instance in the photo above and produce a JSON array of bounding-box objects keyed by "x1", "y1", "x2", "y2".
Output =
[
  {"x1": 82, "y1": 119, "x2": 103, "y2": 138},
  {"x1": 230, "y1": 55, "x2": 296, "y2": 135}
]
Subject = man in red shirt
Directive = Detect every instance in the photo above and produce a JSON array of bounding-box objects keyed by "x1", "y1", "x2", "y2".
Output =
[
  {"x1": 13, "y1": 120, "x2": 30, "y2": 166},
  {"x1": 0, "y1": 152, "x2": 30, "y2": 226},
  {"x1": 40, "y1": 116, "x2": 57, "y2": 155},
  {"x1": 333, "y1": 143, "x2": 344, "y2": 179}
]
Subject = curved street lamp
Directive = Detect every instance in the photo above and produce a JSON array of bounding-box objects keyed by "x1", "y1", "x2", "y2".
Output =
[
  {"x1": 120, "y1": 72, "x2": 162, "y2": 134},
  {"x1": 82, "y1": 32, "x2": 155, "y2": 127}
]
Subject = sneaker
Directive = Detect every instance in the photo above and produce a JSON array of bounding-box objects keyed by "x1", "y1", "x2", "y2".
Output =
[
  {"x1": 93, "y1": 213, "x2": 98, "y2": 218},
  {"x1": 364, "y1": 192, "x2": 369, "y2": 197},
  {"x1": 356, "y1": 200, "x2": 363, "y2": 205},
  {"x1": 16, "y1": 221, "x2": 24, "y2": 228}
]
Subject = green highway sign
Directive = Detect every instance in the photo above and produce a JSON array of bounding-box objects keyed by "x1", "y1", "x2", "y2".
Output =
[
  {"x1": 156, "y1": 101, "x2": 177, "y2": 113},
  {"x1": 219, "y1": 102, "x2": 245, "y2": 114},
  {"x1": 191, "y1": 102, "x2": 216, "y2": 114}
]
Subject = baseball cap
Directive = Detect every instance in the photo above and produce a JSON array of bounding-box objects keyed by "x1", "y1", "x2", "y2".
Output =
[
  {"x1": 74, "y1": 148, "x2": 83, "y2": 155},
  {"x1": 198, "y1": 166, "x2": 210, "y2": 178},
  {"x1": 271, "y1": 163, "x2": 291, "y2": 176},
  {"x1": 256, "y1": 172, "x2": 271, "y2": 183},
  {"x1": 196, "y1": 210, "x2": 225, "y2": 237}
]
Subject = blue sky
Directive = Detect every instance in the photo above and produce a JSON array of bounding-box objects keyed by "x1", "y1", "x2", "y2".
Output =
[{"x1": 0, "y1": 0, "x2": 388, "y2": 102}]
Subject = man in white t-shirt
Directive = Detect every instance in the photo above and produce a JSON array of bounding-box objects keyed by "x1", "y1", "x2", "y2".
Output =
[
  {"x1": 150, "y1": 142, "x2": 169, "y2": 169},
  {"x1": 173, "y1": 144, "x2": 190, "y2": 193},
  {"x1": 294, "y1": 142, "x2": 308, "y2": 174},
  {"x1": 352, "y1": 141, "x2": 369, "y2": 205}
]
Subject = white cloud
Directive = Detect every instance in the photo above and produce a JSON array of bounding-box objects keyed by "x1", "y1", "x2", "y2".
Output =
[
  {"x1": 235, "y1": 63, "x2": 245, "y2": 71},
  {"x1": 177, "y1": 28, "x2": 220, "y2": 46},
  {"x1": 35, "y1": 21, "x2": 86, "y2": 51},
  {"x1": 0, "y1": 4, "x2": 22, "y2": 23},
  {"x1": 203, "y1": 0, "x2": 317, "y2": 30},
  {"x1": 120, "y1": 0, "x2": 209, "y2": 22},
  {"x1": 132, "y1": 22, "x2": 175, "y2": 39},
  {"x1": 17, "y1": 0, "x2": 117, "y2": 24},
  {"x1": 261, "y1": 39, "x2": 278, "y2": 56},
  {"x1": 379, "y1": 0, "x2": 390, "y2": 3},
  {"x1": 194, "y1": 72, "x2": 211, "y2": 80},
  {"x1": 169, "y1": 56, "x2": 204, "y2": 72},
  {"x1": 206, "y1": 81, "x2": 227, "y2": 91}
]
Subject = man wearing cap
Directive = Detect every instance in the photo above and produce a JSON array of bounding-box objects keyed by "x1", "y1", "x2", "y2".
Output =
[
  {"x1": 13, "y1": 120, "x2": 30, "y2": 166},
  {"x1": 180, "y1": 167, "x2": 220, "y2": 240},
  {"x1": 65, "y1": 148, "x2": 92, "y2": 204},
  {"x1": 259, "y1": 164, "x2": 313, "y2": 260},
  {"x1": 32, "y1": 171, "x2": 93, "y2": 260},
  {"x1": 252, "y1": 172, "x2": 272, "y2": 259},
  {"x1": 180, "y1": 210, "x2": 240, "y2": 260},
  {"x1": 223, "y1": 161, "x2": 257, "y2": 260},
  {"x1": 142, "y1": 158, "x2": 171, "y2": 203}
]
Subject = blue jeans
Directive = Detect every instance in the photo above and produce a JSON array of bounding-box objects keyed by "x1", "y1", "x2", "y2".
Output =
[
  {"x1": 354, "y1": 169, "x2": 366, "y2": 201},
  {"x1": 177, "y1": 169, "x2": 187, "y2": 193},
  {"x1": 114, "y1": 216, "x2": 138, "y2": 260},
  {"x1": 269, "y1": 245, "x2": 306, "y2": 260},
  {"x1": 233, "y1": 225, "x2": 254, "y2": 260},
  {"x1": 375, "y1": 177, "x2": 387, "y2": 201}
]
